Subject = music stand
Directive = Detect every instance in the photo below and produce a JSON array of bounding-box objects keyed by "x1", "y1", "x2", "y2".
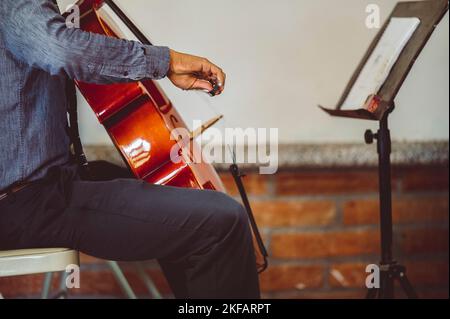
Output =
[{"x1": 319, "y1": 0, "x2": 449, "y2": 299}]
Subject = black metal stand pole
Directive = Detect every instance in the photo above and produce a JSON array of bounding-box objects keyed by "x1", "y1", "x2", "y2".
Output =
[
  {"x1": 229, "y1": 164, "x2": 268, "y2": 273},
  {"x1": 377, "y1": 113, "x2": 395, "y2": 298},
  {"x1": 365, "y1": 108, "x2": 418, "y2": 299}
]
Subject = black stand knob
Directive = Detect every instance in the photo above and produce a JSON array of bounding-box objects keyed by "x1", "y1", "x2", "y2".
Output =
[{"x1": 365, "y1": 129, "x2": 378, "y2": 144}]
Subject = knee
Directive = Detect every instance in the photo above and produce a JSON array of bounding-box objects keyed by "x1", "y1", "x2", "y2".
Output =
[{"x1": 211, "y1": 193, "x2": 249, "y2": 236}]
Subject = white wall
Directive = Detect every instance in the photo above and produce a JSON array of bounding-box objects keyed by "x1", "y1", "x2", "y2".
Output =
[{"x1": 62, "y1": 0, "x2": 449, "y2": 144}]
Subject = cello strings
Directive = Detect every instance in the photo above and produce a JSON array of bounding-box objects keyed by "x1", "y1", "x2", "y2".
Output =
[{"x1": 194, "y1": 91, "x2": 238, "y2": 165}]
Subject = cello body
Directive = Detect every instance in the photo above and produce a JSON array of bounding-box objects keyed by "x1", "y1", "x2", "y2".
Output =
[{"x1": 74, "y1": 0, "x2": 266, "y2": 272}]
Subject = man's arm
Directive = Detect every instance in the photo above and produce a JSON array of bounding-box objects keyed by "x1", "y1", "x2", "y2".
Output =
[
  {"x1": 0, "y1": 0, "x2": 225, "y2": 93},
  {"x1": 0, "y1": 0, "x2": 171, "y2": 83}
]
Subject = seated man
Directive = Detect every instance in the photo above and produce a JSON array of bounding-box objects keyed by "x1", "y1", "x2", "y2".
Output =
[{"x1": 0, "y1": 0, "x2": 260, "y2": 299}]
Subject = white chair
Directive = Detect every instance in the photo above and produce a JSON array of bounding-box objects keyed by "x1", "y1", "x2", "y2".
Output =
[
  {"x1": 0, "y1": 249, "x2": 162, "y2": 299},
  {"x1": 0, "y1": 248, "x2": 79, "y2": 298}
]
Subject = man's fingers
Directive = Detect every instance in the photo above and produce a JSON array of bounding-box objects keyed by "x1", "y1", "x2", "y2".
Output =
[
  {"x1": 190, "y1": 78, "x2": 214, "y2": 92},
  {"x1": 197, "y1": 58, "x2": 226, "y2": 91},
  {"x1": 209, "y1": 64, "x2": 226, "y2": 91}
]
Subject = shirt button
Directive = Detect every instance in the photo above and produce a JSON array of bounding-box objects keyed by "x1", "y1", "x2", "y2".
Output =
[
  {"x1": 153, "y1": 71, "x2": 159, "y2": 78},
  {"x1": 123, "y1": 71, "x2": 129, "y2": 77}
]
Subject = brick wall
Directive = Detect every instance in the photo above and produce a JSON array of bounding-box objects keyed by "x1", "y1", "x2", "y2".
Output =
[{"x1": 0, "y1": 164, "x2": 448, "y2": 299}]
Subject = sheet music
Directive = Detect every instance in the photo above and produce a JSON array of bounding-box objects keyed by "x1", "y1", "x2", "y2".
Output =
[{"x1": 341, "y1": 17, "x2": 421, "y2": 110}]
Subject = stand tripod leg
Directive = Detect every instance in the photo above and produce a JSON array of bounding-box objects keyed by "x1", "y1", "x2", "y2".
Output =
[
  {"x1": 380, "y1": 266, "x2": 395, "y2": 299},
  {"x1": 397, "y1": 271, "x2": 418, "y2": 299}
]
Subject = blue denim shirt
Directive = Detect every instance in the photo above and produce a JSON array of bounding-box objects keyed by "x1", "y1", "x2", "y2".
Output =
[{"x1": 0, "y1": 0, "x2": 170, "y2": 192}]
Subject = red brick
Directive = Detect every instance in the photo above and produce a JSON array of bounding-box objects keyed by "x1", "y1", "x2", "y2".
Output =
[
  {"x1": 0, "y1": 267, "x2": 171, "y2": 298},
  {"x1": 71, "y1": 267, "x2": 171, "y2": 297},
  {"x1": 399, "y1": 228, "x2": 449, "y2": 255},
  {"x1": 271, "y1": 230, "x2": 380, "y2": 259},
  {"x1": 220, "y1": 172, "x2": 269, "y2": 196},
  {"x1": 329, "y1": 263, "x2": 367, "y2": 288},
  {"x1": 79, "y1": 253, "x2": 103, "y2": 264},
  {"x1": 72, "y1": 270, "x2": 122, "y2": 297},
  {"x1": 0, "y1": 274, "x2": 46, "y2": 298},
  {"x1": 404, "y1": 260, "x2": 449, "y2": 286},
  {"x1": 0, "y1": 272, "x2": 84, "y2": 298},
  {"x1": 343, "y1": 196, "x2": 449, "y2": 226},
  {"x1": 275, "y1": 170, "x2": 380, "y2": 195},
  {"x1": 252, "y1": 200, "x2": 336, "y2": 227},
  {"x1": 259, "y1": 264, "x2": 324, "y2": 292},
  {"x1": 416, "y1": 289, "x2": 449, "y2": 299},
  {"x1": 396, "y1": 166, "x2": 449, "y2": 192}
]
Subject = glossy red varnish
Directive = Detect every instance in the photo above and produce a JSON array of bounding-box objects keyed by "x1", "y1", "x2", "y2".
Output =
[{"x1": 76, "y1": 4, "x2": 225, "y2": 191}]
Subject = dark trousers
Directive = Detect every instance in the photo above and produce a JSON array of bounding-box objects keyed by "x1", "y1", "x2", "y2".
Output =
[{"x1": 0, "y1": 161, "x2": 260, "y2": 299}]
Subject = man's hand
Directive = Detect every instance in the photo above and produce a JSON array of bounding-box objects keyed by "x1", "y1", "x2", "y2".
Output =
[{"x1": 167, "y1": 49, "x2": 226, "y2": 95}]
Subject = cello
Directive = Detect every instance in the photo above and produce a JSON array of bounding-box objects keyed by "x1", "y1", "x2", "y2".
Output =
[{"x1": 70, "y1": 0, "x2": 267, "y2": 272}]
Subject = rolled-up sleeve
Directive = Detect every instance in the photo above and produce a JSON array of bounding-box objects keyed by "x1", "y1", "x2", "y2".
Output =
[{"x1": 0, "y1": 0, "x2": 170, "y2": 84}]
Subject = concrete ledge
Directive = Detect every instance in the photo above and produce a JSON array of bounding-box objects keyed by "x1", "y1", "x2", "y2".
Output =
[{"x1": 84, "y1": 141, "x2": 449, "y2": 171}]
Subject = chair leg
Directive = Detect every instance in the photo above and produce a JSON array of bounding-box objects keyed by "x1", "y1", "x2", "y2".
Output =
[
  {"x1": 135, "y1": 262, "x2": 162, "y2": 299},
  {"x1": 107, "y1": 261, "x2": 137, "y2": 299},
  {"x1": 51, "y1": 271, "x2": 69, "y2": 299},
  {"x1": 41, "y1": 272, "x2": 53, "y2": 299}
]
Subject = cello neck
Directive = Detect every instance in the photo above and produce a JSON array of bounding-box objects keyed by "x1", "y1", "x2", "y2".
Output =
[{"x1": 103, "y1": 0, "x2": 153, "y2": 45}]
